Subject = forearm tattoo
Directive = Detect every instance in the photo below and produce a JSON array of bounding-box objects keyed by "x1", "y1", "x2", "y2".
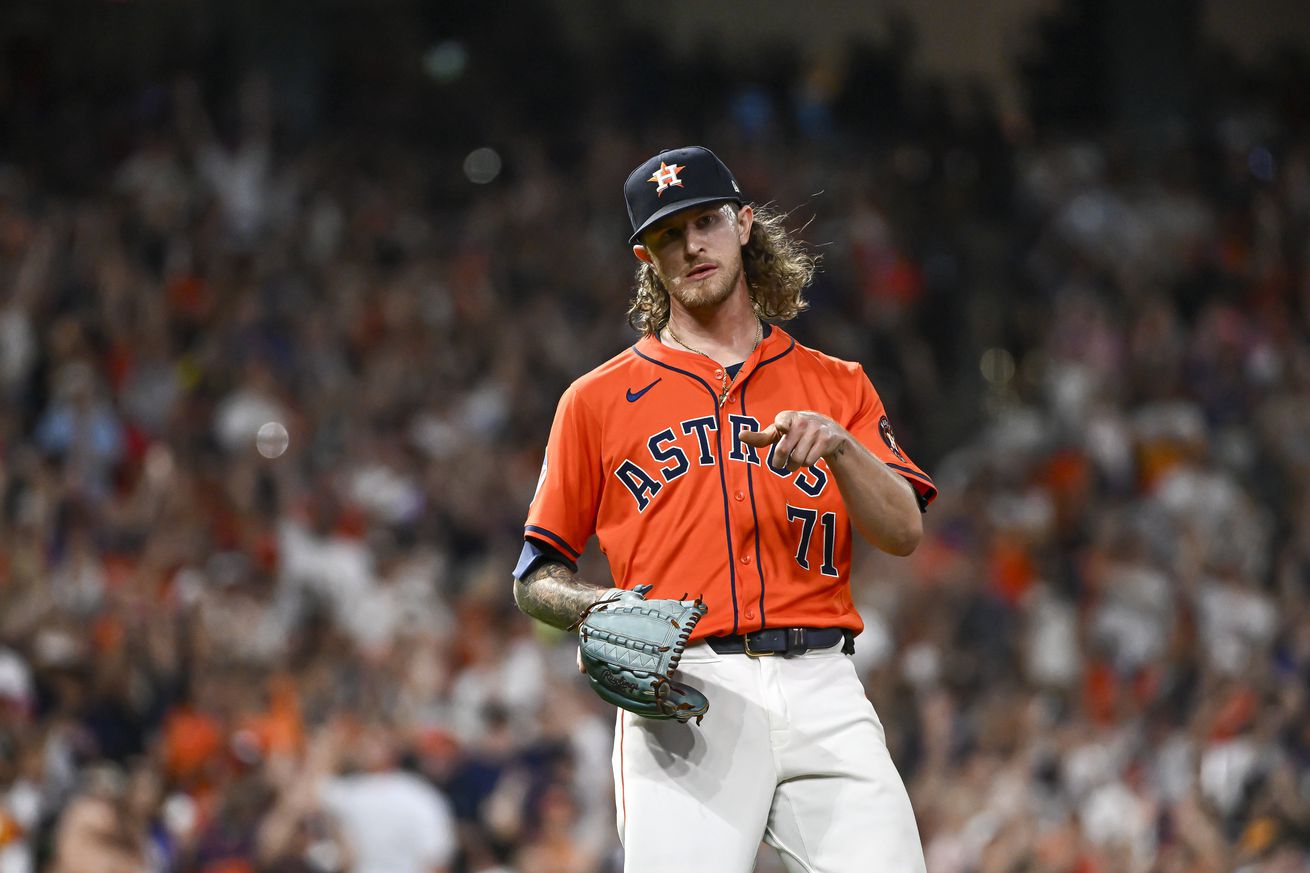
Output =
[{"x1": 513, "y1": 561, "x2": 608, "y2": 630}]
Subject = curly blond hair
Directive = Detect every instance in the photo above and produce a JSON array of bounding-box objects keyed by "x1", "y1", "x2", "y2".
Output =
[{"x1": 626, "y1": 205, "x2": 816, "y2": 335}]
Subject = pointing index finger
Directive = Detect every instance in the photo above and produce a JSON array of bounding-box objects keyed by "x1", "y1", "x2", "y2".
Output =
[{"x1": 739, "y1": 424, "x2": 780, "y2": 447}]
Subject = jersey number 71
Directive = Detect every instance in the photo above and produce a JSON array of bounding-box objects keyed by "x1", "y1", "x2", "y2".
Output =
[{"x1": 785, "y1": 505, "x2": 839, "y2": 577}]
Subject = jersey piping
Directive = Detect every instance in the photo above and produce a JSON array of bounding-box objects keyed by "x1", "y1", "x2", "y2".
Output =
[
  {"x1": 886, "y1": 462, "x2": 935, "y2": 492},
  {"x1": 523, "y1": 524, "x2": 582, "y2": 561},
  {"x1": 631, "y1": 346, "x2": 741, "y2": 632},
  {"x1": 741, "y1": 385, "x2": 768, "y2": 632},
  {"x1": 734, "y1": 334, "x2": 796, "y2": 632}
]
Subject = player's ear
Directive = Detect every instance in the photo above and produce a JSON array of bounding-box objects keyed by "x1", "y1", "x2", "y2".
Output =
[
  {"x1": 736, "y1": 204, "x2": 754, "y2": 245},
  {"x1": 632, "y1": 244, "x2": 653, "y2": 265}
]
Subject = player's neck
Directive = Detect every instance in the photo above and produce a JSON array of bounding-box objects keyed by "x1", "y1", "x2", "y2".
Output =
[{"x1": 662, "y1": 290, "x2": 760, "y2": 366}]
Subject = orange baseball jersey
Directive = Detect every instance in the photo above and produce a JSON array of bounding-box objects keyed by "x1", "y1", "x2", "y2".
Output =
[{"x1": 523, "y1": 325, "x2": 937, "y2": 639}]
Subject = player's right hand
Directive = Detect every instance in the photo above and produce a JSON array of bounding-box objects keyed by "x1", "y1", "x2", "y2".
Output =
[{"x1": 740, "y1": 410, "x2": 849, "y2": 472}]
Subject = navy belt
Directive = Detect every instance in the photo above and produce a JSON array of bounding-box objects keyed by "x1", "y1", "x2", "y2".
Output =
[{"x1": 706, "y1": 627, "x2": 853, "y2": 657}]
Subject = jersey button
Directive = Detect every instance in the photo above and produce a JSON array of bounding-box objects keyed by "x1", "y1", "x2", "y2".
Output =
[
  {"x1": 740, "y1": 554, "x2": 752, "y2": 565},
  {"x1": 745, "y1": 609, "x2": 756, "y2": 620},
  {"x1": 713, "y1": 369, "x2": 724, "y2": 380},
  {"x1": 727, "y1": 393, "x2": 736, "y2": 404},
  {"x1": 734, "y1": 490, "x2": 745, "y2": 502}
]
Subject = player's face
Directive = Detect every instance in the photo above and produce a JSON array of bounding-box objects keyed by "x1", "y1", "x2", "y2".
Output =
[{"x1": 634, "y1": 202, "x2": 753, "y2": 311}]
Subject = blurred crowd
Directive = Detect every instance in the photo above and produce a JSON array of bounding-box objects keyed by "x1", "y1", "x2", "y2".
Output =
[{"x1": 2, "y1": 7, "x2": 1310, "y2": 873}]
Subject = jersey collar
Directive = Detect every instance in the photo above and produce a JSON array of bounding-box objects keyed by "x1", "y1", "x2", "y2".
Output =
[{"x1": 635, "y1": 323, "x2": 792, "y2": 376}]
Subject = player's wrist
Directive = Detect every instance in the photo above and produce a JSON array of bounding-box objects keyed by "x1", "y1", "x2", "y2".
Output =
[{"x1": 821, "y1": 429, "x2": 855, "y2": 464}]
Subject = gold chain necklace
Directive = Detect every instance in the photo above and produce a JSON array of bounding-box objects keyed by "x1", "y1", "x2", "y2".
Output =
[{"x1": 665, "y1": 319, "x2": 763, "y2": 406}]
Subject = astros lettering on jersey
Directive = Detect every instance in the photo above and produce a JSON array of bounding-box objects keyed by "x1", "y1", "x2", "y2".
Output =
[{"x1": 525, "y1": 325, "x2": 937, "y2": 639}]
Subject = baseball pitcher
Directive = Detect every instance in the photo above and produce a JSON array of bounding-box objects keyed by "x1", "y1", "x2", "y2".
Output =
[{"x1": 513, "y1": 146, "x2": 936, "y2": 872}]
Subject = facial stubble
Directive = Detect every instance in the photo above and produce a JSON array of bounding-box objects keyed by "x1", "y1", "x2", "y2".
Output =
[{"x1": 667, "y1": 258, "x2": 744, "y2": 312}]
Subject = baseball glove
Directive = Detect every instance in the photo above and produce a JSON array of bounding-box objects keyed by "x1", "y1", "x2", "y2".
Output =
[{"x1": 572, "y1": 585, "x2": 709, "y2": 724}]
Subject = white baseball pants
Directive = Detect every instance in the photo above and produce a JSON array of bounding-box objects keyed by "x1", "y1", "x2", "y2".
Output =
[{"x1": 612, "y1": 639, "x2": 927, "y2": 872}]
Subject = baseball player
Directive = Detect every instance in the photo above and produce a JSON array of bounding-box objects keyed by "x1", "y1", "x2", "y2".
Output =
[{"x1": 513, "y1": 146, "x2": 936, "y2": 872}]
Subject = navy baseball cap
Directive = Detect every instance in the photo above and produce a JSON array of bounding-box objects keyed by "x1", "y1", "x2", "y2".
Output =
[{"x1": 624, "y1": 146, "x2": 744, "y2": 244}]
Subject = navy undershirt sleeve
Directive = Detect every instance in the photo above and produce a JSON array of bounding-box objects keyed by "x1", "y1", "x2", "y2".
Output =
[{"x1": 513, "y1": 537, "x2": 578, "y2": 581}]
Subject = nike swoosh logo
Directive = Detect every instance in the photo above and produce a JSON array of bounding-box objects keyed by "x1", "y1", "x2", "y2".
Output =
[{"x1": 626, "y1": 378, "x2": 661, "y2": 403}]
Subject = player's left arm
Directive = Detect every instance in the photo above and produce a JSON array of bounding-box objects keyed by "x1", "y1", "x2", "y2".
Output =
[{"x1": 740, "y1": 410, "x2": 922, "y2": 555}]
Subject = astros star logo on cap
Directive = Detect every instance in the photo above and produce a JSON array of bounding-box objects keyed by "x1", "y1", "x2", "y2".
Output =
[{"x1": 648, "y1": 161, "x2": 685, "y2": 196}]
